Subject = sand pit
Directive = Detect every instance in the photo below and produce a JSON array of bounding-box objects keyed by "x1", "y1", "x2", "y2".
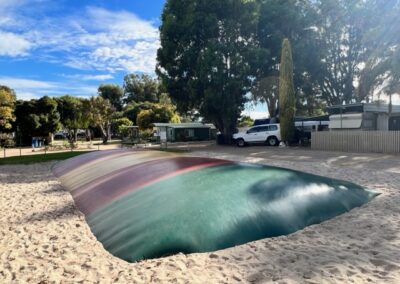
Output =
[{"x1": 1, "y1": 149, "x2": 400, "y2": 283}]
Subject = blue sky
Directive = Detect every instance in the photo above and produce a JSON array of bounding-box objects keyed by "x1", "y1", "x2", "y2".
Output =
[{"x1": 0, "y1": 0, "x2": 268, "y2": 118}]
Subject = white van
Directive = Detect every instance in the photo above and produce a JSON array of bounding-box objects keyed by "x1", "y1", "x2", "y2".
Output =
[{"x1": 232, "y1": 124, "x2": 281, "y2": 147}]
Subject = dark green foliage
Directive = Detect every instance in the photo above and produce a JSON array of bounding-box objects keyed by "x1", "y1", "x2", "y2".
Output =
[
  {"x1": 279, "y1": 39, "x2": 296, "y2": 144},
  {"x1": 57, "y1": 96, "x2": 88, "y2": 143},
  {"x1": 157, "y1": 0, "x2": 259, "y2": 143},
  {"x1": 98, "y1": 84, "x2": 124, "y2": 111},
  {"x1": 14, "y1": 96, "x2": 60, "y2": 145},
  {"x1": 123, "y1": 74, "x2": 159, "y2": 104},
  {"x1": 113, "y1": 117, "x2": 133, "y2": 137},
  {"x1": 36, "y1": 96, "x2": 61, "y2": 137},
  {"x1": 136, "y1": 103, "x2": 178, "y2": 130},
  {"x1": 255, "y1": 0, "x2": 322, "y2": 116},
  {"x1": 315, "y1": 0, "x2": 369, "y2": 105},
  {"x1": 254, "y1": 0, "x2": 400, "y2": 109},
  {"x1": 123, "y1": 101, "x2": 155, "y2": 125}
]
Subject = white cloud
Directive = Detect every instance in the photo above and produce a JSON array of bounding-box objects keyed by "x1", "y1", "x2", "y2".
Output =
[
  {"x1": 0, "y1": 77, "x2": 56, "y2": 89},
  {"x1": 85, "y1": 7, "x2": 158, "y2": 39},
  {"x1": 0, "y1": 76, "x2": 98, "y2": 100},
  {"x1": 82, "y1": 74, "x2": 114, "y2": 81},
  {"x1": 0, "y1": 5, "x2": 160, "y2": 74},
  {"x1": 0, "y1": 31, "x2": 31, "y2": 56},
  {"x1": 61, "y1": 74, "x2": 114, "y2": 81}
]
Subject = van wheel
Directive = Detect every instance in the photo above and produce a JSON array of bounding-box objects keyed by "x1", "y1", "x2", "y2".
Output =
[
  {"x1": 266, "y1": 136, "x2": 278, "y2": 146},
  {"x1": 236, "y1": 139, "x2": 245, "y2": 147}
]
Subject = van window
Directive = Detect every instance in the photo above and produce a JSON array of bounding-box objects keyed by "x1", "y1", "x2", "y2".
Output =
[
  {"x1": 247, "y1": 127, "x2": 258, "y2": 133},
  {"x1": 268, "y1": 125, "x2": 278, "y2": 131},
  {"x1": 258, "y1": 126, "x2": 268, "y2": 132}
]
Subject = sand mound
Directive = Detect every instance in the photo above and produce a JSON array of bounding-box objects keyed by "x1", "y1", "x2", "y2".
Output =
[{"x1": 0, "y1": 150, "x2": 399, "y2": 283}]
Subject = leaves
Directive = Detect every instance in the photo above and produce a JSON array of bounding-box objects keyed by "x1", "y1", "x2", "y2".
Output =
[
  {"x1": 98, "y1": 84, "x2": 124, "y2": 111},
  {"x1": 0, "y1": 87, "x2": 16, "y2": 130},
  {"x1": 123, "y1": 74, "x2": 159, "y2": 104},
  {"x1": 157, "y1": 0, "x2": 258, "y2": 141}
]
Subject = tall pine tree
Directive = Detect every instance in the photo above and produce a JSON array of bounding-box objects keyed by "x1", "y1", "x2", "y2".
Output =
[{"x1": 279, "y1": 39, "x2": 296, "y2": 144}]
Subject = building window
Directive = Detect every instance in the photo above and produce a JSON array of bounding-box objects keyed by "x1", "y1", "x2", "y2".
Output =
[{"x1": 185, "y1": 129, "x2": 194, "y2": 137}]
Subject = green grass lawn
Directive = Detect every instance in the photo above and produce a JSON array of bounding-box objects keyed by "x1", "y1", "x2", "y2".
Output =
[{"x1": 0, "y1": 151, "x2": 92, "y2": 165}]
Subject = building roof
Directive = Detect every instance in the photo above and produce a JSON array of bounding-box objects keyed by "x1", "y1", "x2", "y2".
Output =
[
  {"x1": 153, "y1": 123, "x2": 215, "y2": 129},
  {"x1": 327, "y1": 103, "x2": 400, "y2": 114}
]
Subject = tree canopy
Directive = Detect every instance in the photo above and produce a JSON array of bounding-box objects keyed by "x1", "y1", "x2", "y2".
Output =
[
  {"x1": 256, "y1": 0, "x2": 400, "y2": 115},
  {"x1": 123, "y1": 74, "x2": 159, "y2": 104},
  {"x1": 98, "y1": 84, "x2": 124, "y2": 111},
  {"x1": 57, "y1": 95, "x2": 89, "y2": 143},
  {"x1": 157, "y1": 0, "x2": 260, "y2": 142},
  {"x1": 13, "y1": 96, "x2": 60, "y2": 144},
  {"x1": 87, "y1": 96, "x2": 115, "y2": 144},
  {"x1": 0, "y1": 86, "x2": 16, "y2": 131}
]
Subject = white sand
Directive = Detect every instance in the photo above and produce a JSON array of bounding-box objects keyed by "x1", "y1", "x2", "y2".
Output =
[{"x1": 1, "y1": 148, "x2": 399, "y2": 283}]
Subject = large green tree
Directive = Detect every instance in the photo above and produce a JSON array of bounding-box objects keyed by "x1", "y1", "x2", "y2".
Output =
[
  {"x1": 157, "y1": 0, "x2": 259, "y2": 143},
  {"x1": 113, "y1": 117, "x2": 133, "y2": 137},
  {"x1": 279, "y1": 39, "x2": 296, "y2": 144},
  {"x1": 35, "y1": 96, "x2": 61, "y2": 141},
  {"x1": 255, "y1": 0, "x2": 399, "y2": 110},
  {"x1": 98, "y1": 84, "x2": 124, "y2": 111},
  {"x1": 14, "y1": 100, "x2": 39, "y2": 145},
  {"x1": 314, "y1": 0, "x2": 371, "y2": 105},
  {"x1": 88, "y1": 96, "x2": 115, "y2": 144},
  {"x1": 57, "y1": 96, "x2": 88, "y2": 143},
  {"x1": 125, "y1": 100, "x2": 179, "y2": 130},
  {"x1": 136, "y1": 104, "x2": 179, "y2": 130},
  {"x1": 0, "y1": 86, "x2": 16, "y2": 132},
  {"x1": 14, "y1": 96, "x2": 60, "y2": 145},
  {"x1": 123, "y1": 101, "x2": 156, "y2": 125},
  {"x1": 254, "y1": 0, "x2": 322, "y2": 116},
  {"x1": 357, "y1": 0, "x2": 400, "y2": 105},
  {"x1": 123, "y1": 74, "x2": 159, "y2": 104}
]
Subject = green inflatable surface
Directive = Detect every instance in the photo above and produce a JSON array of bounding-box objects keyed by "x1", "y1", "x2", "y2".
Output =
[{"x1": 79, "y1": 160, "x2": 378, "y2": 262}]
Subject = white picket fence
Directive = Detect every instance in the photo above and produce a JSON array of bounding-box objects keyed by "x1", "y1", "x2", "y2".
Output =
[{"x1": 311, "y1": 131, "x2": 400, "y2": 154}]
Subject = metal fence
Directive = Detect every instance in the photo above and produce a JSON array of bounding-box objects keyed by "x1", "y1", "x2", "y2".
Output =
[
  {"x1": 0, "y1": 140, "x2": 215, "y2": 159},
  {"x1": 311, "y1": 131, "x2": 400, "y2": 154},
  {"x1": 0, "y1": 142, "x2": 122, "y2": 159}
]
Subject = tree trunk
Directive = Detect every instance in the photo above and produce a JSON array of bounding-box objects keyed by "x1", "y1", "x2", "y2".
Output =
[
  {"x1": 68, "y1": 129, "x2": 77, "y2": 143},
  {"x1": 85, "y1": 129, "x2": 91, "y2": 142},
  {"x1": 100, "y1": 125, "x2": 108, "y2": 144},
  {"x1": 222, "y1": 128, "x2": 233, "y2": 145},
  {"x1": 48, "y1": 133, "x2": 54, "y2": 145},
  {"x1": 107, "y1": 124, "x2": 111, "y2": 142}
]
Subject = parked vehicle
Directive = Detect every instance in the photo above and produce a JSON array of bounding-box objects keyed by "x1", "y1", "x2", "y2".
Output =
[{"x1": 232, "y1": 124, "x2": 281, "y2": 147}]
